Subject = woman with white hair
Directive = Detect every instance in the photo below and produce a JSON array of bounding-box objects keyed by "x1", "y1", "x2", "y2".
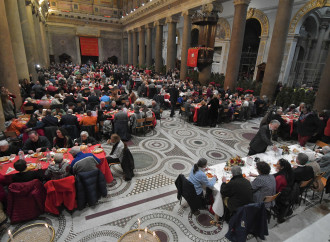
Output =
[
  {"x1": 0, "y1": 140, "x2": 19, "y2": 157},
  {"x1": 45, "y1": 153, "x2": 70, "y2": 180},
  {"x1": 74, "y1": 131, "x2": 97, "y2": 146}
]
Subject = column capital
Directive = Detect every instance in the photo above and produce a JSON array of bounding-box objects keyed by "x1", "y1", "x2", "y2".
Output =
[
  {"x1": 145, "y1": 23, "x2": 154, "y2": 29},
  {"x1": 138, "y1": 26, "x2": 145, "y2": 32},
  {"x1": 182, "y1": 9, "x2": 195, "y2": 17},
  {"x1": 154, "y1": 19, "x2": 166, "y2": 27},
  {"x1": 166, "y1": 15, "x2": 180, "y2": 24},
  {"x1": 233, "y1": 0, "x2": 251, "y2": 6}
]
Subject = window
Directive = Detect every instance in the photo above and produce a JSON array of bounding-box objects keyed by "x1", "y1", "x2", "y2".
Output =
[
  {"x1": 74, "y1": 4, "x2": 78, "y2": 9},
  {"x1": 51, "y1": 2, "x2": 56, "y2": 6},
  {"x1": 95, "y1": 7, "x2": 98, "y2": 12}
]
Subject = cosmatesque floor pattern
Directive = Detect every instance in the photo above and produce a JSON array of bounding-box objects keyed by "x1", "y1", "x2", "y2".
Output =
[{"x1": 1, "y1": 109, "x2": 330, "y2": 242}]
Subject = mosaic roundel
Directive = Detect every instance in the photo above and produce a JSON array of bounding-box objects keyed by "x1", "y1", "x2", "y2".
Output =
[
  {"x1": 207, "y1": 129, "x2": 235, "y2": 140},
  {"x1": 188, "y1": 211, "x2": 223, "y2": 235},
  {"x1": 199, "y1": 148, "x2": 230, "y2": 163},
  {"x1": 140, "y1": 138, "x2": 175, "y2": 152},
  {"x1": 164, "y1": 157, "x2": 194, "y2": 177},
  {"x1": 182, "y1": 136, "x2": 216, "y2": 150},
  {"x1": 161, "y1": 120, "x2": 185, "y2": 130},
  {"x1": 168, "y1": 128, "x2": 198, "y2": 139}
]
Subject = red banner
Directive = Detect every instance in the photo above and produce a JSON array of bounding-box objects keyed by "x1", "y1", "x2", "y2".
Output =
[
  {"x1": 80, "y1": 37, "x2": 99, "y2": 56},
  {"x1": 187, "y1": 48, "x2": 198, "y2": 67}
]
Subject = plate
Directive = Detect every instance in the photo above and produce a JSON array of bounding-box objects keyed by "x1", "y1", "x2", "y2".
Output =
[
  {"x1": 92, "y1": 148, "x2": 104, "y2": 154},
  {"x1": 27, "y1": 164, "x2": 36, "y2": 170},
  {"x1": 206, "y1": 173, "x2": 214, "y2": 179},
  {"x1": 56, "y1": 148, "x2": 68, "y2": 153},
  {"x1": 31, "y1": 152, "x2": 43, "y2": 158},
  {"x1": 80, "y1": 145, "x2": 87, "y2": 151},
  {"x1": 292, "y1": 148, "x2": 299, "y2": 154},
  {"x1": 0, "y1": 156, "x2": 9, "y2": 162}
]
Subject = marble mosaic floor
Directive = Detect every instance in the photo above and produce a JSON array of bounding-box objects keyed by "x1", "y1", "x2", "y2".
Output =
[{"x1": 1, "y1": 108, "x2": 330, "y2": 242}]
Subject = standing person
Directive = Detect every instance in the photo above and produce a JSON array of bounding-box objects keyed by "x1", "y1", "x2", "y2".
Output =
[
  {"x1": 106, "y1": 134, "x2": 124, "y2": 164},
  {"x1": 188, "y1": 158, "x2": 217, "y2": 215},
  {"x1": 1, "y1": 94, "x2": 14, "y2": 121},
  {"x1": 208, "y1": 94, "x2": 220, "y2": 127},
  {"x1": 169, "y1": 84, "x2": 179, "y2": 117},
  {"x1": 248, "y1": 120, "x2": 280, "y2": 155},
  {"x1": 297, "y1": 105, "x2": 320, "y2": 146}
]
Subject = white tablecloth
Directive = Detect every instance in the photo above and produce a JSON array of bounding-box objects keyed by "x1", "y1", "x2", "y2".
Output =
[{"x1": 210, "y1": 144, "x2": 321, "y2": 217}]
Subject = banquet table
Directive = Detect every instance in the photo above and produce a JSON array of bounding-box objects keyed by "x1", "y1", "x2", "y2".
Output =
[
  {"x1": 0, "y1": 145, "x2": 113, "y2": 184},
  {"x1": 208, "y1": 144, "x2": 321, "y2": 217}
]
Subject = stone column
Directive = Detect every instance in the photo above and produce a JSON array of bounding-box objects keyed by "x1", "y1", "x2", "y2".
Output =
[
  {"x1": 4, "y1": 0, "x2": 30, "y2": 81},
  {"x1": 132, "y1": 30, "x2": 138, "y2": 67},
  {"x1": 180, "y1": 11, "x2": 193, "y2": 82},
  {"x1": 75, "y1": 36, "x2": 81, "y2": 64},
  {"x1": 26, "y1": 4, "x2": 39, "y2": 66},
  {"x1": 155, "y1": 20, "x2": 164, "y2": 73},
  {"x1": 127, "y1": 31, "x2": 133, "y2": 65},
  {"x1": 146, "y1": 24, "x2": 153, "y2": 67},
  {"x1": 311, "y1": 22, "x2": 329, "y2": 67},
  {"x1": 17, "y1": 0, "x2": 37, "y2": 81},
  {"x1": 224, "y1": 0, "x2": 250, "y2": 91},
  {"x1": 314, "y1": 50, "x2": 330, "y2": 112},
  {"x1": 98, "y1": 37, "x2": 103, "y2": 62},
  {"x1": 33, "y1": 14, "x2": 45, "y2": 66},
  {"x1": 0, "y1": 0, "x2": 22, "y2": 107},
  {"x1": 39, "y1": 21, "x2": 49, "y2": 67},
  {"x1": 47, "y1": 27, "x2": 54, "y2": 57},
  {"x1": 138, "y1": 26, "x2": 146, "y2": 67},
  {"x1": 166, "y1": 16, "x2": 178, "y2": 72},
  {"x1": 260, "y1": 0, "x2": 294, "y2": 100}
]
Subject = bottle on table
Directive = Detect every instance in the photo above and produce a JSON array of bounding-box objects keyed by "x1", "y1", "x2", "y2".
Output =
[
  {"x1": 18, "y1": 150, "x2": 25, "y2": 160},
  {"x1": 46, "y1": 148, "x2": 51, "y2": 162}
]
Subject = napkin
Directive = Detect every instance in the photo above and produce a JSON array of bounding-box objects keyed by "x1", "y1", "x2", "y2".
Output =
[{"x1": 6, "y1": 167, "x2": 15, "y2": 174}]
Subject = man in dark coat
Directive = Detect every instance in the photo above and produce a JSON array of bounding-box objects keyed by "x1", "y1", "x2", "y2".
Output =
[
  {"x1": 22, "y1": 131, "x2": 52, "y2": 153},
  {"x1": 59, "y1": 109, "x2": 79, "y2": 126},
  {"x1": 169, "y1": 84, "x2": 179, "y2": 117},
  {"x1": 248, "y1": 120, "x2": 280, "y2": 155},
  {"x1": 293, "y1": 153, "x2": 314, "y2": 183},
  {"x1": 220, "y1": 166, "x2": 253, "y2": 213},
  {"x1": 42, "y1": 110, "x2": 58, "y2": 127}
]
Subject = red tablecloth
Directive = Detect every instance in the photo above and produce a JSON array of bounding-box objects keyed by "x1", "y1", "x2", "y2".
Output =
[
  {"x1": 164, "y1": 94, "x2": 170, "y2": 100},
  {"x1": 0, "y1": 145, "x2": 113, "y2": 184},
  {"x1": 282, "y1": 115, "x2": 298, "y2": 136}
]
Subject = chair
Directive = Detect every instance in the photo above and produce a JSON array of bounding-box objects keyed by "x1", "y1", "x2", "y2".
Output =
[
  {"x1": 313, "y1": 140, "x2": 329, "y2": 150},
  {"x1": 4, "y1": 131, "x2": 18, "y2": 139},
  {"x1": 23, "y1": 105, "x2": 34, "y2": 113},
  {"x1": 134, "y1": 118, "x2": 145, "y2": 136},
  {"x1": 311, "y1": 172, "x2": 327, "y2": 203},
  {"x1": 44, "y1": 176, "x2": 77, "y2": 215},
  {"x1": 44, "y1": 126, "x2": 58, "y2": 144},
  {"x1": 263, "y1": 192, "x2": 281, "y2": 223},
  {"x1": 180, "y1": 107, "x2": 187, "y2": 123},
  {"x1": 19, "y1": 114, "x2": 31, "y2": 119},
  {"x1": 299, "y1": 178, "x2": 314, "y2": 205},
  {"x1": 7, "y1": 179, "x2": 46, "y2": 224},
  {"x1": 145, "y1": 116, "x2": 155, "y2": 135}
]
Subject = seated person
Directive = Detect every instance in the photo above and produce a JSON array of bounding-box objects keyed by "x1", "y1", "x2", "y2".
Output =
[
  {"x1": 41, "y1": 93, "x2": 53, "y2": 100},
  {"x1": 109, "y1": 101, "x2": 119, "y2": 110},
  {"x1": 59, "y1": 109, "x2": 79, "y2": 126},
  {"x1": 188, "y1": 158, "x2": 217, "y2": 214},
  {"x1": 123, "y1": 100, "x2": 133, "y2": 110},
  {"x1": 24, "y1": 98, "x2": 38, "y2": 114},
  {"x1": 12, "y1": 159, "x2": 44, "y2": 183},
  {"x1": 0, "y1": 140, "x2": 19, "y2": 157},
  {"x1": 150, "y1": 101, "x2": 160, "y2": 119},
  {"x1": 34, "y1": 105, "x2": 45, "y2": 117},
  {"x1": 22, "y1": 130, "x2": 52, "y2": 154},
  {"x1": 293, "y1": 153, "x2": 314, "y2": 183},
  {"x1": 130, "y1": 106, "x2": 143, "y2": 130},
  {"x1": 53, "y1": 128, "x2": 73, "y2": 149},
  {"x1": 316, "y1": 145, "x2": 330, "y2": 178},
  {"x1": 106, "y1": 134, "x2": 124, "y2": 164},
  {"x1": 5, "y1": 115, "x2": 24, "y2": 136},
  {"x1": 99, "y1": 101, "x2": 109, "y2": 112},
  {"x1": 79, "y1": 110, "x2": 98, "y2": 132},
  {"x1": 141, "y1": 105, "x2": 153, "y2": 118},
  {"x1": 42, "y1": 109, "x2": 58, "y2": 127},
  {"x1": 69, "y1": 146, "x2": 101, "y2": 174},
  {"x1": 51, "y1": 107, "x2": 66, "y2": 116},
  {"x1": 45, "y1": 153, "x2": 70, "y2": 180},
  {"x1": 305, "y1": 152, "x2": 321, "y2": 176},
  {"x1": 74, "y1": 131, "x2": 97, "y2": 146},
  {"x1": 220, "y1": 166, "x2": 253, "y2": 214},
  {"x1": 249, "y1": 161, "x2": 276, "y2": 208},
  {"x1": 183, "y1": 99, "x2": 193, "y2": 122}
]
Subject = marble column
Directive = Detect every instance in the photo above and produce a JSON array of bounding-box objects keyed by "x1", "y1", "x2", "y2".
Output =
[
  {"x1": 311, "y1": 22, "x2": 329, "y2": 67},
  {"x1": 39, "y1": 22, "x2": 49, "y2": 67},
  {"x1": 47, "y1": 27, "x2": 54, "y2": 57},
  {"x1": 0, "y1": 0, "x2": 22, "y2": 107},
  {"x1": 180, "y1": 11, "x2": 192, "y2": 82},
  {"x1": 4, "y1": 0, "x2": 29, "y2": 81},
  {"x1": 17, "y1": 0, "x2": 37, "y2": 81},
  {"x1": 224, "y1": 0, "x2": 250, "y2": 91},
  {"x1": 98, "y1": 37, "x2": 103, "y2": 62},
  {"x1": 26, "y1": 3, "x2": 39, "y2": 66},
  {"x1": 132, "y1": 30, "x2": 138, "y2": 67},
  {"x1": 146, "y1": 24, "x2": 153, "y2": 67},
  {"x1": 75, "y1": 36, "x2": 81, "y2": 64},
  {"x1": 314, "y1": 49, "x2": 330, "y2": 112},
  {"x1": 166, "y1": 16, "x2": 178, "y2": 72},
  {"x1": 33, "y1": 14, "x2": 45, "y2": 67},
  {"x1": 155, "y1": 21, "x2": 164, "y2": 73},
  {"x1": 127, "y1": 31, "x2": 133, "y2": 65},
  {"x1": 138, "y1": 26, "x2": 146, "y2": 67},
  {"x1": 260, "y1": 0, "x2": 294, "y2": 100}
]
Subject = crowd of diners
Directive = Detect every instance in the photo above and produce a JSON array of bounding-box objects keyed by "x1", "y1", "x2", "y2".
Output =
[{"x1": 0, "y1": 61, "x2": 329, "y2": 228}]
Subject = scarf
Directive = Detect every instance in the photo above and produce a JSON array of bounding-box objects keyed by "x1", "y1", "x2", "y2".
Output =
[{"x1": 110, "y1": 141, "x2": 120, "y2": 155}]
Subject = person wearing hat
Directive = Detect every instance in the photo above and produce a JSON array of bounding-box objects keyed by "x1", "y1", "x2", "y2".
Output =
[{"x1": 69, "y1": 146, "x2": 101, "y2": 174}]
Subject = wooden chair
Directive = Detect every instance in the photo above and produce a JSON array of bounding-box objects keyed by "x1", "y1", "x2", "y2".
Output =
[
  {"x1": 311, "y1": 172, "x2": 327, "y2": 203},
  {"x1": 313, "y1": 140, "x2": 329, "y2": 150},
  {"x1": 299, "y1": 178, "x2": 314, "y2": 205},
  {"x1": 145, "y1": 116, "x2": 155, "y2": 135},
  {"x1": 134, "y1": 118, "x2": 145, "y2": 136},
  {"x1": 23, "y1": 105, "x2": 34, "y2": 113},
  {"x1": 4, "y1": 131, "x2": 18, "y2": 139},
  {"x1": 263, "y1": 192, "x2": 281, "y2": 223}
]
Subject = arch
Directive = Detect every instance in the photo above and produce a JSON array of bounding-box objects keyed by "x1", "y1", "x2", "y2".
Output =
[
  {"x1": 289, "y1": 0, "x2": 330, "y2": 34},
  {"x1": 246, "y1": 8, "x2": 269, "y2": 37},
  {"x1": 216, "y1": 18, "x2": 231, "y2": 40}
]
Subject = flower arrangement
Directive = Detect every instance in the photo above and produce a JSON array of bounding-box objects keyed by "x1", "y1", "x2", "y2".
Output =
[
  {"x1": 209, "y1": 82, "x2": 215, "y2": 86},
  {"x1": 226, "y1": 156, "x2": 245, "y2": 167},
  {"x1": 280, "y1": 145, "x2": 290, "y2": 155},
  {"x1": 236, "y1": 87, "x2": 244, "y2": 93},
  {"x1": 244, "y1": 89, "x2": 254, "y2": 94}
]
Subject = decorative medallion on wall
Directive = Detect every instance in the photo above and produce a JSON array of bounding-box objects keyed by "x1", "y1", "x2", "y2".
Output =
[{"x1": 216, "y1": 18, "x2": 231, "y2": 40}]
